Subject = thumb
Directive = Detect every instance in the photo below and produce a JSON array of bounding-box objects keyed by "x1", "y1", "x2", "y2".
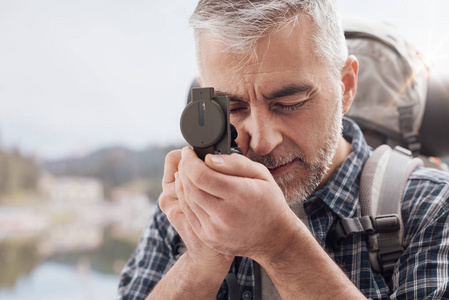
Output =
[{"x1": 204, "y1": 153, "x2": 272, "y2": 181}]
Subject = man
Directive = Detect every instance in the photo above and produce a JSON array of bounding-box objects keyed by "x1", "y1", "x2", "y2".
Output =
[{"x1": 118, "y1": 1, "x2": 449, "y2": 299}]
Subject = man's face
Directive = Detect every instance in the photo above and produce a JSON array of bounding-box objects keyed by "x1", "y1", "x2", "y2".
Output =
[{"x1": 198, "y1": 17, "x2": 345, "y2": 204}]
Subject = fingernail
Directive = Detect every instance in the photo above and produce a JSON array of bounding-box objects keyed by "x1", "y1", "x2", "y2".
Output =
[
  {"x1": 210, "y1": 155, "x2": 224, "y2": 165},
  {"x1": 174, "y1": 172, "x2": 179, "y2": 180}
]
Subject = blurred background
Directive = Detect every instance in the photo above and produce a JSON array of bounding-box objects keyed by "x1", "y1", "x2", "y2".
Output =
[{"x1": 0, "y1": 0, "x2": 448, "y2": 299}]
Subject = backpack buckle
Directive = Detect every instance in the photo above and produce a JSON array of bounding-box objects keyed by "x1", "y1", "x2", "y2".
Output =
[
  {"x1": 373, "y1": 215, "x2": 400, "y2": 233},
  {"x1": 326, "y1": 216, "x2": 374, "y2": 250}
]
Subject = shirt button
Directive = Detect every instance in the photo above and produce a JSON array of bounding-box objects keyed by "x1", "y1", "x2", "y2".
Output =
[{"x1": 242, "y1": 291, "x2": 252, "y2": 300}]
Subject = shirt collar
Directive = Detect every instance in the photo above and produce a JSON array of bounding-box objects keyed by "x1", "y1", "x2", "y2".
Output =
[{"x1": 305, "y1": 117, "x2": 371, "y2": 219}]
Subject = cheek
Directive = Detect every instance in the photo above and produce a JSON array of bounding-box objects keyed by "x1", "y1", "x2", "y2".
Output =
[
  {"x1": 285, "y1": 105, "x2": 331, "y2": 152},
  {"x1": 283, "y1": 120, "x2": 313, "y2": 155}
]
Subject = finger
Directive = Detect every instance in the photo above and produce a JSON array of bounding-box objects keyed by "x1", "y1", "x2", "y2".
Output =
[
  {"x1": 160, "y1": 179, "x2": 199, "y2": 237},
  {"x1": 159, "y1": 193, "x2": 185, "y2": 231},
  {"x1": 159, "y1": 193, "x2": 202, "y2": 247},
  {"x1": 175, "y1": 171, "x2": 209, "y2": 236},
  {"x1": 163, "y1": 150, "x2": 182, "y2": 184},
  {"x1": 179, "y1": 171, "x2": 217, "y2": 220}
]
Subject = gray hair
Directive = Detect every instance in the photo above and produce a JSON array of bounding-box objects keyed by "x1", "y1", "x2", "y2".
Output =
[{"x1": 189, "y1": 0, "x2": 348, "y2": 77}]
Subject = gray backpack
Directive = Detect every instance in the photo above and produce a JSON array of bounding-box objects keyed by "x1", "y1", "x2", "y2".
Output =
[
  {"x1": 344, "y1": 16, "x2": 449, "y2": 163},
  {"x1": 328, "y1": 17, "x2": 446, "y2": 281},
  {"x1": 344, "y1": 16, "x2": 428, "y2": 156}
]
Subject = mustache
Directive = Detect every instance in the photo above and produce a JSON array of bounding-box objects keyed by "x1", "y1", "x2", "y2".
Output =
[{"x1": 246, "y1": 150, "x2": 307, "y2": 169}]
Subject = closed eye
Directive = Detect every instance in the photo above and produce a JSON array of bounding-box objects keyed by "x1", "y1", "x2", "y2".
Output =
[
  {"x1": 230, "y1": 107, "x2": 247, "y2": 113},
  {"x1": 229, "y1": 101, "x2": 248, "y2": 114},
  {"x1": 274, "y1": 100, "x2": 309, "y2": 111}
]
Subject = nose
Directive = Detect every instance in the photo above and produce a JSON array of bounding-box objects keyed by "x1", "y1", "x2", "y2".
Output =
[{"x1": 241, "y1": 110, "x2": 283, "y2": 156}]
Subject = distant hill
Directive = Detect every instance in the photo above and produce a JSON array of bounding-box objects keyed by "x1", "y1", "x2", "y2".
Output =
[{"x1": 41, "y1": 144, "x2": 185, "y2": 201}]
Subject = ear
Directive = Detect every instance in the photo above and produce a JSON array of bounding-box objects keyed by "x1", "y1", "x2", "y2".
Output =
[{"x1": 340, "y1": 55, "x2": 358, "y2": 114}]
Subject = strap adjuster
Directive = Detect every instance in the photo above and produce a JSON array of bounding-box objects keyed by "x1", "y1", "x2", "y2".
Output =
[{"x1": 378, "y1": 246, "x2": 404, "y2": 273}]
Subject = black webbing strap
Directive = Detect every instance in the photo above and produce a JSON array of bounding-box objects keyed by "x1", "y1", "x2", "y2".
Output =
[
  {"x1": 254, "y1": 261, "x2": 262, "y2": 299},
  {"x1": 225, "y1": 273, "x2": 241, "y2": 300}
]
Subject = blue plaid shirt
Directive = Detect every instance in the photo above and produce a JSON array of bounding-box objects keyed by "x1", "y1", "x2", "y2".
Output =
[{"x1": 118, "y1": 118, "x2": 449, "y2": 299}]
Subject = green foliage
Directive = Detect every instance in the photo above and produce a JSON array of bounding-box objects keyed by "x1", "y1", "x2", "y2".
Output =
[
  {"x1": 0, "y1": 237, "x2": 42, "y2": 287},
  {"x1": 0, "y1": 148, "x2": 40, "y2": 199}
]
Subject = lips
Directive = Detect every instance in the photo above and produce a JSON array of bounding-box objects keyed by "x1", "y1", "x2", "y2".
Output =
[{"x1": 267, "y1": 158, "x2": 298, "y2": 177}]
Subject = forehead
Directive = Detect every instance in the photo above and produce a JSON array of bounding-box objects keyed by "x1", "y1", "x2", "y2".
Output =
[{"x1": 198, "y1": 16, "x2": 326, "y2": 88}]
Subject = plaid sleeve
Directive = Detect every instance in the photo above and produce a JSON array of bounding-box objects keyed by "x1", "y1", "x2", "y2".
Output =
[
  {"x1": 391, "y1": 168, "x2": 449, "y2": 299},
  {"x1": 117, "y1": 204, "x2": 181, "y2": 300}
]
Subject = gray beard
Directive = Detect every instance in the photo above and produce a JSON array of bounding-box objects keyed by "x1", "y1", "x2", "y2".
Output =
[{"x1": 247, "y1": 99, "x2": 343, "y2": 205}]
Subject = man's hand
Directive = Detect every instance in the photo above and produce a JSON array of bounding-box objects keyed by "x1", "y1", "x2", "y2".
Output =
[
  {"x1": 157, "y1": 147, "x2": 365, "y2": 300},
  {"x1": 176, "y1": 146, "x2": 297, "y2": 262},
  {"x1": 159, "y1": 149, "x2": 233, "y2": 270}
]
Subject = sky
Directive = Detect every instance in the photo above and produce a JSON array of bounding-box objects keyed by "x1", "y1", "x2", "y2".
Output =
[{"x1": 1, "y1": 0, "x2": 448, "y2": 160}]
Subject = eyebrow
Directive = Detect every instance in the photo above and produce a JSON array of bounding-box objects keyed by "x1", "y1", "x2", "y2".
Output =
[
  {"x1": 265, "y1": 84, "x2": 313, "y2": 100},
  {"x1": 214, "y1": 90, "x2": 245, "y2": 103},
  {"x1": 215, "y1": 84, "x2": 313, "y2": 102}
]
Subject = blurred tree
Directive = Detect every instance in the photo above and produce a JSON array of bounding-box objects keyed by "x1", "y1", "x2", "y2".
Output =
[
  {"x1": 0, "y1": 147, "x2": 40, "y2": 200},
  {"x1": 0, "y1": 237, "x2": 41, "y2": 287}
]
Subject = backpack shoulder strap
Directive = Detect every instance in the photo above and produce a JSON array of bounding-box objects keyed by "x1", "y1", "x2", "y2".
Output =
[
  {"x1": 361, "y1": 145, "x2": 422, "y2": 276},
  {"x1": 327, "y1": 145, "x2": 422, "y2": 279}
]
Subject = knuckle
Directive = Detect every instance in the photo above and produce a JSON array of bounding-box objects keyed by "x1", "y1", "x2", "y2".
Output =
[
  {"x1": 191, "y1": 166, "x2": 209, "y2": 186},
  {"x1": 162, "y1": 180, "x2": 171, "y2": 191},
  {"x1": 165, "y1": 183, "x2": 178, "y2": 200},
  {"x1": 158, "y1": 194, "x2": 170, "y2": 212}
]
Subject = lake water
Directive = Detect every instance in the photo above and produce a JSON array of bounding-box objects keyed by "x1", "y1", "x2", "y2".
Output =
[{"x1": 0, "y1": 202, "x2": 151, "y2": 300}]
